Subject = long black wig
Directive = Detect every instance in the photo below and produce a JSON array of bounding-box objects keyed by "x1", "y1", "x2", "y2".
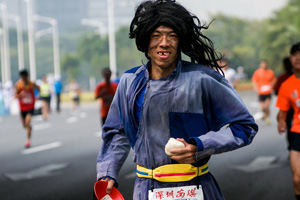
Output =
[{"x1": 129, "y1": 0, "x2": 223, "y2": 72}]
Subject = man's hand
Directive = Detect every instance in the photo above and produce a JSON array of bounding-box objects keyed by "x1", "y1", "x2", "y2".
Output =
[
  {"x1": 169, "y1": 138, "x2": 197, "y2": 164},
  {"x1": 277, "y1": 110, "x2": 288, "y2": 134},
  {"x1": 277, "y1": 120, "x2": 287, "y2": 134},
  {"x1": 103, "y1": 178, "x2": 115, "y2": 194}
]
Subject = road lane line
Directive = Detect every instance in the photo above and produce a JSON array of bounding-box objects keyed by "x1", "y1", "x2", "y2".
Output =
[
  {"x1": 22, "y1": 142, "x2": 61, "y2": 155},
  {"x1": 249, "y1": 102, "x2": 259, "y2": 108},
  {"x1": 80, "y1": 112, "x2": 87, "y2": 118},
  {"x1": 123, "y1": 171, "x2": 136, "y2": 179},
  {"x1": 33, "y1": 116, "x2": 44, "y2": 122},
  {"x1": 33, "y1": 123, "x2": 51, "y2": 131},
  {"x1": 66, "y1": 117, "x2": 78, "y2": 123},
  {"x1": 253, "y1": 112, "x2": 264, "y2": 121},
  {"x1": 95, "y1": 131, "x2": 102, "y2": 137}
]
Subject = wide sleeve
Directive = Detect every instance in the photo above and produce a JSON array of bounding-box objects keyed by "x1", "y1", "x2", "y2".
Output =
[
  {"x1": 96, "y1": 78, "x2": 131, "y2": 181},
  {"x1": 189, "y1": 76, "x2": 258, "y2": 161}
]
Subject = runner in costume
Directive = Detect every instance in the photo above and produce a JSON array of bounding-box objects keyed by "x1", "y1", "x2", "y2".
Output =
[{"x1": 96, "y1": 1, "x2": 258, "y2": 199}]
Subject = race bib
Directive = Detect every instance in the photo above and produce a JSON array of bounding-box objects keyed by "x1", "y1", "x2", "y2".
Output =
[
  {"x1": 101, "y1": 194, "x2": 113, "y2": 200},
  {"x1": 21, "y1": 92, "x2": 33, "y2": 104},
  {"x1": 260, "y1": 85, "x2": 271, "y2": 93},
  {"x1": 148, "y1": 185, "x2": 203, "y2": 200}
]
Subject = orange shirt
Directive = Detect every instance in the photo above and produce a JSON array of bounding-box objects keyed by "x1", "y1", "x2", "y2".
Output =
[
  {"x1": 276, "y1": 74, "x2": 300, "y2": 133},
  {"x1": 252, "y1": 68, "x2": 276, "y2": 95},
  {"x1": 15, "y1": 80, "x2": 36, "y2": 112},
  {"x1": 94, "y1": 81, "x2": 118, "y2": 118}
]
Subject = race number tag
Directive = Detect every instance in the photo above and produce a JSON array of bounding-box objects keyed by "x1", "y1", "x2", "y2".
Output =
[
  {"x1": 21, "y1": 92, "x2": 33, "y2": 104},
  {"x1": 101, "y1": 194, "x2": 113, "y2": 200},
  {"x1": 260, "y1": 85, "x2": 271, "y2": 93},
  {"x1": 148, "y1": 185, "x2": 203, "y2": 200}
]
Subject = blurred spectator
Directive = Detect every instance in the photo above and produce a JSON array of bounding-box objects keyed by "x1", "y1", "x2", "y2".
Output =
[
  {"x1": 0, "y1": 82, "x2": 4, "y2": 115},
  {"x1": 54, "y1": 75, "x2": 63, "y2": 113},
  {"x1": 3, "y1": 80, "x2": 14, "y2": 115},
  {"x1": 218, "y1": 59, "x2": 239, "y2": 89},
  {"x1": 237, "y1": 66, "x2": 247, "y2": 81}
]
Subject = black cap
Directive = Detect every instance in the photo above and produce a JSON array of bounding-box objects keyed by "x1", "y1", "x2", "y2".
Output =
[{"x1": 290, "y1": 42, "x2": 300, "y2": 54}]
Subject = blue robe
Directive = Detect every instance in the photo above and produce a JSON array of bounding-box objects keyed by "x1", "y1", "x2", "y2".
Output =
[{"x1": 97, "y1": 60, "x2": 258, "y2": 199}]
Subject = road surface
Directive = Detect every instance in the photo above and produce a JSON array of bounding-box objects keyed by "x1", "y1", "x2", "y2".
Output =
[{"x1": 0, "y1": 91, "x2": 294, "y2": 199}]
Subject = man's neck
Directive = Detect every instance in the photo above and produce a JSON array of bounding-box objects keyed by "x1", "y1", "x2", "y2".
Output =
[{"x1": 294, "y1": 70, "x2": 300, "y2": 79}]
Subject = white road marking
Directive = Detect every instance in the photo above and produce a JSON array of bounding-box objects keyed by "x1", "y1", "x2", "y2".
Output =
[
  {"x1": 4, "y1": 163, "x2": 69, "y2": 181},
  {"x1": 80, "y1": 112, "x2": 87, "y2": 118},
  {"x1": 33, "y1": 123, "x2": 51, "y2": 131},
  {"x1": 123, "y1": 171, "x2": 137, "y2": 179},
  {"x1": 66, "y1": 117, "x2": 78, "y2": 123},
  {"x1": 33, "y1": 116, "x2": 44, "y2": 121},
  {"x1": 22, "y1": 142, "x2": 61, "y2": 155},
  {"x1": 95, "y1": 131, "x2": 102, "y2": 137},
  {"x1": 231, "y1": 156, "x2": 282, "y2": 173},
  {"x1": 253, "y1": 112, "x2": 264, "y2": 121},
  {"x1": 249, "y1": 102, "x2": 259, "y2": 108}
]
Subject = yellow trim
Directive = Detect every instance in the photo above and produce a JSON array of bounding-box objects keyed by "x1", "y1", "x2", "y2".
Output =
[{"x1": 136, "y1": 163, "x2": 209, "y2": 182}]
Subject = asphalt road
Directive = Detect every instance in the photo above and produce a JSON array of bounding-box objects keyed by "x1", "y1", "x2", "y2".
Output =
[{"x1": 0, "y1": 91, "x2": 295, "y2": 200}]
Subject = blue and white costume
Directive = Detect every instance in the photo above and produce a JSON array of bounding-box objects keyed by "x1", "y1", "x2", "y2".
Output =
[{"x1": 97, "y1": 60, "x2": 258, "y2": 199}]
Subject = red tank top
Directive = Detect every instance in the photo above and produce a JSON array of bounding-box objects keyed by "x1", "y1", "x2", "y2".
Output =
[{"x1": 16, "y1": 80, "x2": 36, "y2": 111}]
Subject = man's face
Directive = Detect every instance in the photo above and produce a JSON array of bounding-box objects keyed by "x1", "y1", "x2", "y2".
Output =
[
  {"x1": 290, "y1": 51, "x2": 300, "y2": 71},
  {"x1": 148, "y1": 26, "x2": 179, "y2": 71},
  {"x1": 260, "y1": 61, "x2": 268, "y2": 69},
  {"x1": 20, "y1": 74, "x2": 28, "y2": 82}
]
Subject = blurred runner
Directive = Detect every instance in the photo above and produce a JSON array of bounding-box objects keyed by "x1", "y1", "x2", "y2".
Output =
[
  {"x1": 40, "y1": 76, "x2": 51, "y2": 120},
  {"x1": 15, "y1": 69, "x2": 39, "y2": 148},
  {"x1": 68, "y1": 79, "x2": 81, "y2": 111},
  {"x1": 252, "y1": 59, "x2": 277, "y2": 125},
  {"x1": 218, "y1": 58, "x2": 239, "y2": 89},
  {"x1": 276, "y1": 42, "x2": 300, "y2": 200},
  {"x1": 274, "y1": 57, "x2": 294, "y2": 147},
  {"x1": 94, "y1": 68, "x2": 118, "y2": 126}
]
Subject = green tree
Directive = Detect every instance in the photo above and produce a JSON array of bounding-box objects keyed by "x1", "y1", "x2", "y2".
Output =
[
  {"x1": 61, "y1": 54, "x2": 80, "y2": 80},
  {"x1": 204, "y1": 14, "x2": 262, "y2": 77},
  {"x1": 261, "y1": 0, "x2": 300, "y2": 74}
]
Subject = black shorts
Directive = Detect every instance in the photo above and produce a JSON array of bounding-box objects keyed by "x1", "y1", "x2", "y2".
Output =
[
  {"x1": 20, "y1": 109, "x2": 34, "y2": 119},
  {"x1": 73, "y1": 97, "x2": 80, "y2": 103},
  {"x1": 288, "y1": 131, "x2": 300, "y2": 152},
  {"x1": 258, "y1": 94, "x2": 271, "y2": 102},
  {"x1": 40, "y1": 96, "x2": 51, "y2": 103}
]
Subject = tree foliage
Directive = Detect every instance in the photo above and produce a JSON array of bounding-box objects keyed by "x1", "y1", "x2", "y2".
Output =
[
  {"x1": 3, "y1": 0, "x2": 299, "y2": 88},
  {"x1": 60, "y1": 54, "x2": 80, "y2": 80}
]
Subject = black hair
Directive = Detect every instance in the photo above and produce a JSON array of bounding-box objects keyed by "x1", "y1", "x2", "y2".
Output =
[
  {"x1": 290, "y1": 42, "x2": 300, "y2": 55},
  {"x1": 102, "y1": 67, "x2": 111, "y2": 75},
  {"x1": 283, "y1": 57, "x2": 293, "y2": 75},
  {"x1": 260, "y1": 59, "x2": 268, "y2": 63},
  {"x1": 19, "y1": 69, "x2": 28, "y2": 77},
  {"x1": 129, "y1": 0, "x2": 222, "y2": 72}
]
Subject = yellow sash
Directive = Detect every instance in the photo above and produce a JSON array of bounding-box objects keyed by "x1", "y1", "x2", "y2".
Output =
[{"x1": 135, "y1": 163, "x2": 209, "y2": 182}]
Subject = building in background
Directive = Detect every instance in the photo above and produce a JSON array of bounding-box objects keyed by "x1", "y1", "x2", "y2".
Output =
[{"x1": 0, "y1": 0, "x2": 141, "y2": 33}]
